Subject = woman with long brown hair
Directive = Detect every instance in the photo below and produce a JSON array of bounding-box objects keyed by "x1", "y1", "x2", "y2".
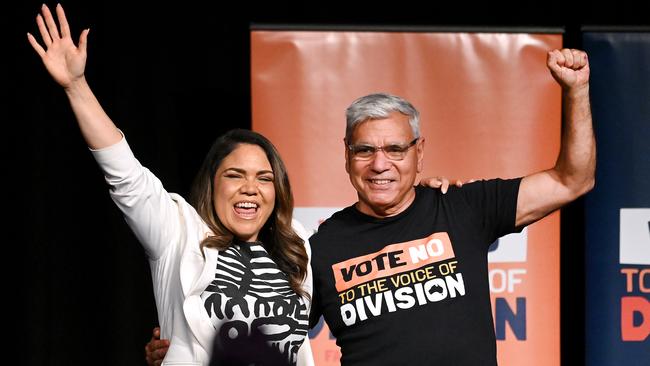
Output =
[{"x1": 28, "y1": 4, "x2": 312, "y2": 365}]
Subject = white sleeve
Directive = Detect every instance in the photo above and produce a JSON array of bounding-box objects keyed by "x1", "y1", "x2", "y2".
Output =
[
  {"x1": 296, "y1": 336, "x2": 315, "y2": 366},
  {"x1": 91, "y1": 134, "x2": 182, "y2": 260}
]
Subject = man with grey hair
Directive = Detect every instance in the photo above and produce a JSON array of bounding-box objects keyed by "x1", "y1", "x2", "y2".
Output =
[{"x1": 308, "y1": 48, "x2": 595, "y2": 365}]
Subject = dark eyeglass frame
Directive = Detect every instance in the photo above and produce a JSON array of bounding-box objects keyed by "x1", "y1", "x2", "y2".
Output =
[{"x1": 347, "y1": 138, "x2": 419, "y2": 161}]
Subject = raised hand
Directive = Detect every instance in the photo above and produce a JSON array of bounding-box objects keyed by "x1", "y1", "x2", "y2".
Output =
[
  {"x1": 547, "y1": 49, "x2": 590, "y2": 91},
  {"x1": 27, "y1": 4, "x2": 89, "y2": 89}
]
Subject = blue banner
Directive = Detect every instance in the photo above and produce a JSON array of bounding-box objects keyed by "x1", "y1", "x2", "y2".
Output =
[{"x1": 584, "y1": 32, "x2": 650, "y2": 366}]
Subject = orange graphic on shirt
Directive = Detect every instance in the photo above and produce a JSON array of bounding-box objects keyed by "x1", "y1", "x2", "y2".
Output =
[{"x1": 332, "y1": 232, "x2": 455, "y2": 292}]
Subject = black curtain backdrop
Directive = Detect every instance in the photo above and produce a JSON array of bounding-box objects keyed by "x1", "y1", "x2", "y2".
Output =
[{"x1": 4, "y1": 1, "x2": 648, "y2": 365}]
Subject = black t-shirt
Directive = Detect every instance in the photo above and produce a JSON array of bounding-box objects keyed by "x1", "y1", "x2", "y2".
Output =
[{"x1": 309, "y1": 179, "x2": 522, "y2": 365}]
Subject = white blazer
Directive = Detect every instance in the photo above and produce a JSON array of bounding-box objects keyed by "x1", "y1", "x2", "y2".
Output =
[{"x1": 91, "y1": 135, "x2": 314, "y2": 366}]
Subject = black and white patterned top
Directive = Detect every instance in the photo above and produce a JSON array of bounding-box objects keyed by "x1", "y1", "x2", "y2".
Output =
[{"x1": 201, "y1": 240, "x2": 309, "y2": 365}]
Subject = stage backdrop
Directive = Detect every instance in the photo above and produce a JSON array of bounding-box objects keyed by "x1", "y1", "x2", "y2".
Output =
[
  {"x1": 251, "y1": 29, "x2": 562, "y2": 365},
  {"x1": 583, "y1": 31, "x2": 650, "y2": 366}
]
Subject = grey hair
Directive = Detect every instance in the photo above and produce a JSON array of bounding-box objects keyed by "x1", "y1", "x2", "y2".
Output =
[{"x1": 345, "y1": 93, "x2": 420, "y2": 143}]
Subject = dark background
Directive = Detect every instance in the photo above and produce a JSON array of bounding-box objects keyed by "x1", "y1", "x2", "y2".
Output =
[{"x1": 4, "y1": 1, "x2": 648, "y2": 365}]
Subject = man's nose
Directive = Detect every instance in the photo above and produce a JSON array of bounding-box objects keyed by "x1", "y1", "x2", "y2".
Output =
[{"x1": 369, "y1": 149, "x2": 392, "y2": 172}]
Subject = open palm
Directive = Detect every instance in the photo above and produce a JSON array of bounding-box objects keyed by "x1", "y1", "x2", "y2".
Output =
[{"x1": 27, "y1": 4, "x2": 89, "y2": 89}]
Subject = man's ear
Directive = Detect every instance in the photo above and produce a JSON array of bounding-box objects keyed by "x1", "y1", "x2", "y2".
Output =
[
  {"x1": 344, "y1": 138, "x2": 351, "y2": 173},
  {"x1": 416, "y1": 137, "x2": 425, "y2": 173}
]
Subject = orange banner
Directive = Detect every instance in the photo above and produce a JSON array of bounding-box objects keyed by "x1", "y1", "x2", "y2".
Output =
[{"x1": 252, "y1": 30, "x2": 562, "y2": 366}]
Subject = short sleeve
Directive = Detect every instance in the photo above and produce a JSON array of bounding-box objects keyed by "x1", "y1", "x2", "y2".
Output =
[{"x1": 455, "y1": 178, "x2": 522, "y2": 244}]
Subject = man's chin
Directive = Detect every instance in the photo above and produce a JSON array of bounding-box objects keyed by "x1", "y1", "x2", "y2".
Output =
[
  {"x1": 365, "y1": 192, "x2": 396, "y2": 204},
  {"x1": 360, "y1": 195, "x2": 397, "y2": 212},
  {"x1": 357, "y1": 188, "x2": 416, "y2": 216}
]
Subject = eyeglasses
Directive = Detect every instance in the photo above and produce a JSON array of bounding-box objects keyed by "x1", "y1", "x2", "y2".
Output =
[{"x1": 347, "y1": 138, "x2": 419, "y2": 161}]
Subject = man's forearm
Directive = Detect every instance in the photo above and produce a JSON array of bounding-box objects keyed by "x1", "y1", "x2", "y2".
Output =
[{"x1": 553, "y1": 85, "x2": 596, "y2": 196}]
